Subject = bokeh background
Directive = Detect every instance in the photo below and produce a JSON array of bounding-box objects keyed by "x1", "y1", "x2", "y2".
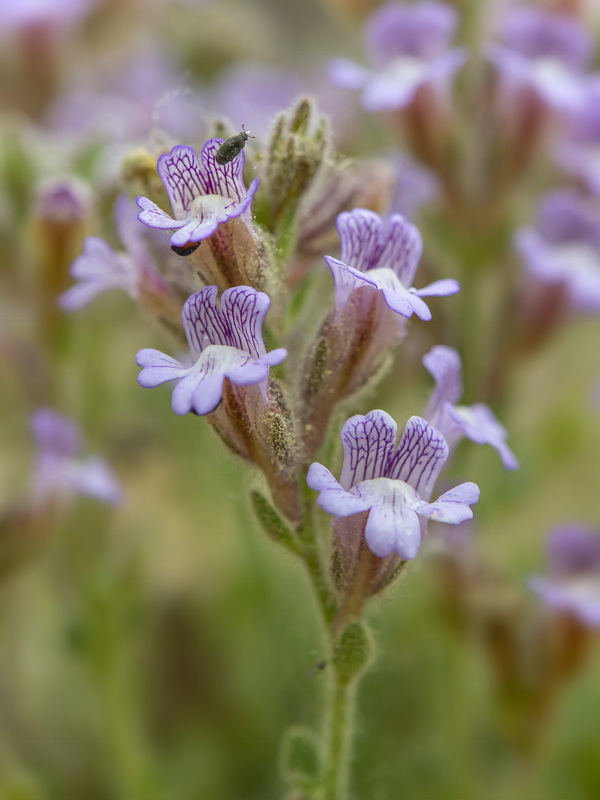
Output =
[{"x1": 1, "y1": 0, "x2": 600, "y2": 798}]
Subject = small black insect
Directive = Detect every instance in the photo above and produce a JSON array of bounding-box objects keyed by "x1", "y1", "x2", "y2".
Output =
[
  {"x1": 216, "y1": 124, "x2": 255, "y2": 165},
  {"x1": 171, "y1": 242, "x2": 200, "y2": 257}
]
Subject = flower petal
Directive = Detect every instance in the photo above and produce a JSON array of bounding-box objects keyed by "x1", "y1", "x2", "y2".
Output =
[
  {"x1": 386, "y1": 416, "x2": 448, "y2": 499},
  {"x1": 200, "y1": 138, "x2": 250, "y2": 203},
  {"x1": 339, "y1": 409, "x2": 397, "y2": 490},
  {"x1": 449, "y1": 404, "x2": 519, "y2": 469},
  {"x1": 136, "y1": 349, "x2": 187, "y2": 387},
  {"x1": 415, "y1": 481, "x2": 479, "y2": 523},
  {"x1": 307, "y1": 463, "x2": 373, "y2": 516},
  {"x1": 365, "y1": 495, "x2": 422, "y2": 559},
  {"x1": 423, "y1": 345, "x2": 463, "y2": 421},
  {"x1": 136, "y1": 196, "x2": 183, "y2": 230},
  {"x1": 157, "y1": 145, "x2": 205, "y2": 218}
]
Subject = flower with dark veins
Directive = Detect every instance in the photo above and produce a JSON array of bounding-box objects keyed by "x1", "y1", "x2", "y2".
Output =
[
  {"x1": 31, "y1": 409, "x2": 122, "y2": 506},
  {"x1": 328, "y1": 0, "x2": 466, "y2": 111},
  {"x1": 136, "y1": 139, "x2": 259, "y2": 248},
  {"x1": 515, "y1": 190, "x2": 600, "y2": 312},
  {"x1": 423, "y1": 345, "x2": 518, "y2": 469},
  {"x1": 308, "y1": 410, "x2": 479, "y2": 560},
  {"x1": 325, "y1": 208, "x2": 459, "y2": 321},
  {"x1": 530, "y1": 524, "x2": 600, "y2": 626},
  {"x1": 136, "y1": 285, "x2": 286, "y2": 416}
]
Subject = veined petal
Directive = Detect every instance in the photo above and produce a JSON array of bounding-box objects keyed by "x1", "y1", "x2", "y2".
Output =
[
  {"x1": 339, "y1": 409, "x2": 397, "y2": 490},
  {"x1": 219, "y1": 285, "x2": 272, "y2": 358},
  {"x1": 307, "y1": 463, "x2": 373, "y2": 516},
  {"x1": 157, "y1": 145, "x2": 205, "y2": 218},
  {"x1": 200, "y1": 138, "x2": 249, "y2": 203},
  {"x1": 136, "y1": 196, "x2": 183, "y2": 230},
  {"x1": 376, "y1": 214, "x2": 423, "y2": 285},
  {"x1": 324, "y1": 255, "x2": 380, "y2": 311},
  {"x1": 338, "y1": 208, "x2": 383, "y2": 271},
  {"x1": 386, "y1": 416, "x2": 448, "y2": 499},
  {"x1": 169, "y1": 213, "x2": 220, "y2": 247}
]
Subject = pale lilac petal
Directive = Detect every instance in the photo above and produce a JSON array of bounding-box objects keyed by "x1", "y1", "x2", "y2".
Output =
[
  {"x1": 69, "y1": 457, "x2": 123, "y2": 504},
  {"x1": 415, "y1": 481, "x2": 479, "y2": 523},
  {"x1": 182, "y1": 286, "x2": 227, "y2": 358},
  {"x1": 548, "y1": 525, "x2": 600, "y2": 574},
  {"x1": 423, "y1": 345, "x2": 463, "y2": 420},
  {"x1": 448, "y1": 404, "x2": 519, "y2": 469},
  {"x1": 31, "y1": 408, "x2": 81, "y2": 458},
  {"x1": 328, "y1": 58, "x2": 371, "y2": 89},
  {"x1": 136, "y1": 196, "x2": 183, "y2": 230},
  {"x1": 499, "y1": 7, "x2": 592, "y2": 70},
  {"x1": 339, "y1": 409, "x2": 397, "y2": 490},
  {"x1": 364, "y1": 494, "x2": 422, "y2": 559},
  {"x1": 59, "y1": 280, "x2": 118, "y2": 311},
  {"x1": 530, "y1": 576, "x2": 600, "y2": 626},
  {"x1": 70, "y1": 237, "x2": 121, "y2": 280},
  {"x1": 325, "y1": 255, "x2": 382, "y2": 311},
  {"x1": 157, "y1": 145, "x2": 205, "y2": 218},
  {"x1": 386, "y1": 416, "x2": 448, "y2": 499},
  {"x1": 414, "y1": 278, "x2": 460, "y2": 297},
  {"x1": 307, "y1": 463, "x2": 373, "y2": 516},
  {"x1": 136, "y1": 349, "x2": 187, "y2": 387},
  {"x1": 219, "y1": 285, "x2": 271, "y2": 359},
  {"x1": 169, "y1": 214, "x2": 220, "y2": 247}
]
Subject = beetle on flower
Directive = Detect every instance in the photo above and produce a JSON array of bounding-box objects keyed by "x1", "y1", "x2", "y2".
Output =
[{"x1": 136, "y1": 139, "x2": 259, "y2": 250}]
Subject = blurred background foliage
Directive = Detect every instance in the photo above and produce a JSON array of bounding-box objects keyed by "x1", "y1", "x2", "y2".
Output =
[{"x1": 1, "y1": 0, "x2": 600, "y2": 798}]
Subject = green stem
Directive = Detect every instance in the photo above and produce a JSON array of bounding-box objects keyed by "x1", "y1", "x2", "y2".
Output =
[{"x1": 323, "y1": 672, "x2": 355, "y2": 800}]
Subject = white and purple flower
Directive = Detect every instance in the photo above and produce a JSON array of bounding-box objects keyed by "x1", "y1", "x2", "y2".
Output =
[
  {"x1": 60, "y1": 195, "x2": 167, "y2": 311},
  {"x1": 423, "y1": 345, "x2": 518, "y2": 469},
  {"x1": 136, "y1": 285, "x2": 286, "y2": 416},
  {"x1": 530, "y1": 524, "x2": 600, "y2": 626},
  {"x1": 136, "y1": 139, "x2": 259, "y2": 249},
  {"x1": 307, "y1": 410, "x2": 479, "y2": 560},
  {"x1": 487, "y1": 7, "x2": 593, "y2": 113},
  {"x1": 515, "y1": 190, "x2": 600, "y2": 313},
  {"x1": 328, "y1": 0, "x2": 466, "y2": 112},
  {"x1": 31, "y1": 409, "x2": 122, "y2": 506},
  {"x1": 325, "y1": 208, "x2": 459, "y2": 321}
]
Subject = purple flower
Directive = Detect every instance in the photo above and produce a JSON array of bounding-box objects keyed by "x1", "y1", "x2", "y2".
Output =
[
  {"x1": 487, "y1": 7, "x2": 593, "y2": 113},
  {"x1": 530, "y1": 524, "x2": 600, "y2": 626},
  {"x1": 514, "y1": 190, "x2": 600, "y2": 312},
  {"x1": 423, "y1": 345, "x2": 518, "y2": 469},
  {"x1": 307, "y1": 410, "x2": 479, "y2": 560},
  {"x1": 555, "y1": 78, "x2": 600, "y2": 195},
  {"x1": 31, "y1": 409, "x2": 122, "y2": 505},
  {"x1": 136, "y1": 285, "x2": 286, "y2": 416},
  {"x1": 328, "y1": 0, "x2": 466, "y2": 111},
  {"x1": 60, "y1": 195, "x2": 166, "y2": 311},
  {"x1": 136, "y1": 140, "x2": 259, "y2": 249},
  {"x1": 33, "y1": 175, "x2": 91, "y2": 223},
  {"x1": 324, "y1": 208, "x2": 459, "y2": 321}
]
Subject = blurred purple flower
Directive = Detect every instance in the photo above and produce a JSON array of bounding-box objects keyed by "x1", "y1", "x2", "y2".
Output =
[
  {"x1": 423, "y1": 345, "x2": 518, "y2": 469},
  {"x1": 530, "y1": 524, "x2": 600, "y2": 626},
  {"x1": 555, "y1": 78, "x2": 600, "y2": 194},
  {"x1": 33, "y1": 175, "x2": 91, "y2": 223},
  {"x1": 31, "y1": 409, "x2": 122, "y2": 505},
  {"x1": 60, "y1": 196, "x2": 168, "y2": 311},
  {"x1": 308, "y1": 410, "x2": 479, "y2": 559},
  {"x1": 214, "y1": 63, "x2": 304, "y2": 138},
  {"x1": 387, "y1": 155, "x2": 440, "y2": 220},
  {"x1": 515, "y1": 190, "x2": 600, "y2": 312},
  {"x1": 0, "y1": 0, "x2": 93, "y2": 31},
  {"x1": 136, "y1": 285, "x2": 286, "y2": 416},
  {"x1": 487, "y1": 7, "x2": 593, "y2": 113},
  {"x1": 136, "y1": 140, "x2": 258, "y2": 248},
  {"x1": 328, "y1": 0, "x2": 466, "y2": 111},
  {"x1": 324, "y1": 208, "x2": 459, "y2": 321}
]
